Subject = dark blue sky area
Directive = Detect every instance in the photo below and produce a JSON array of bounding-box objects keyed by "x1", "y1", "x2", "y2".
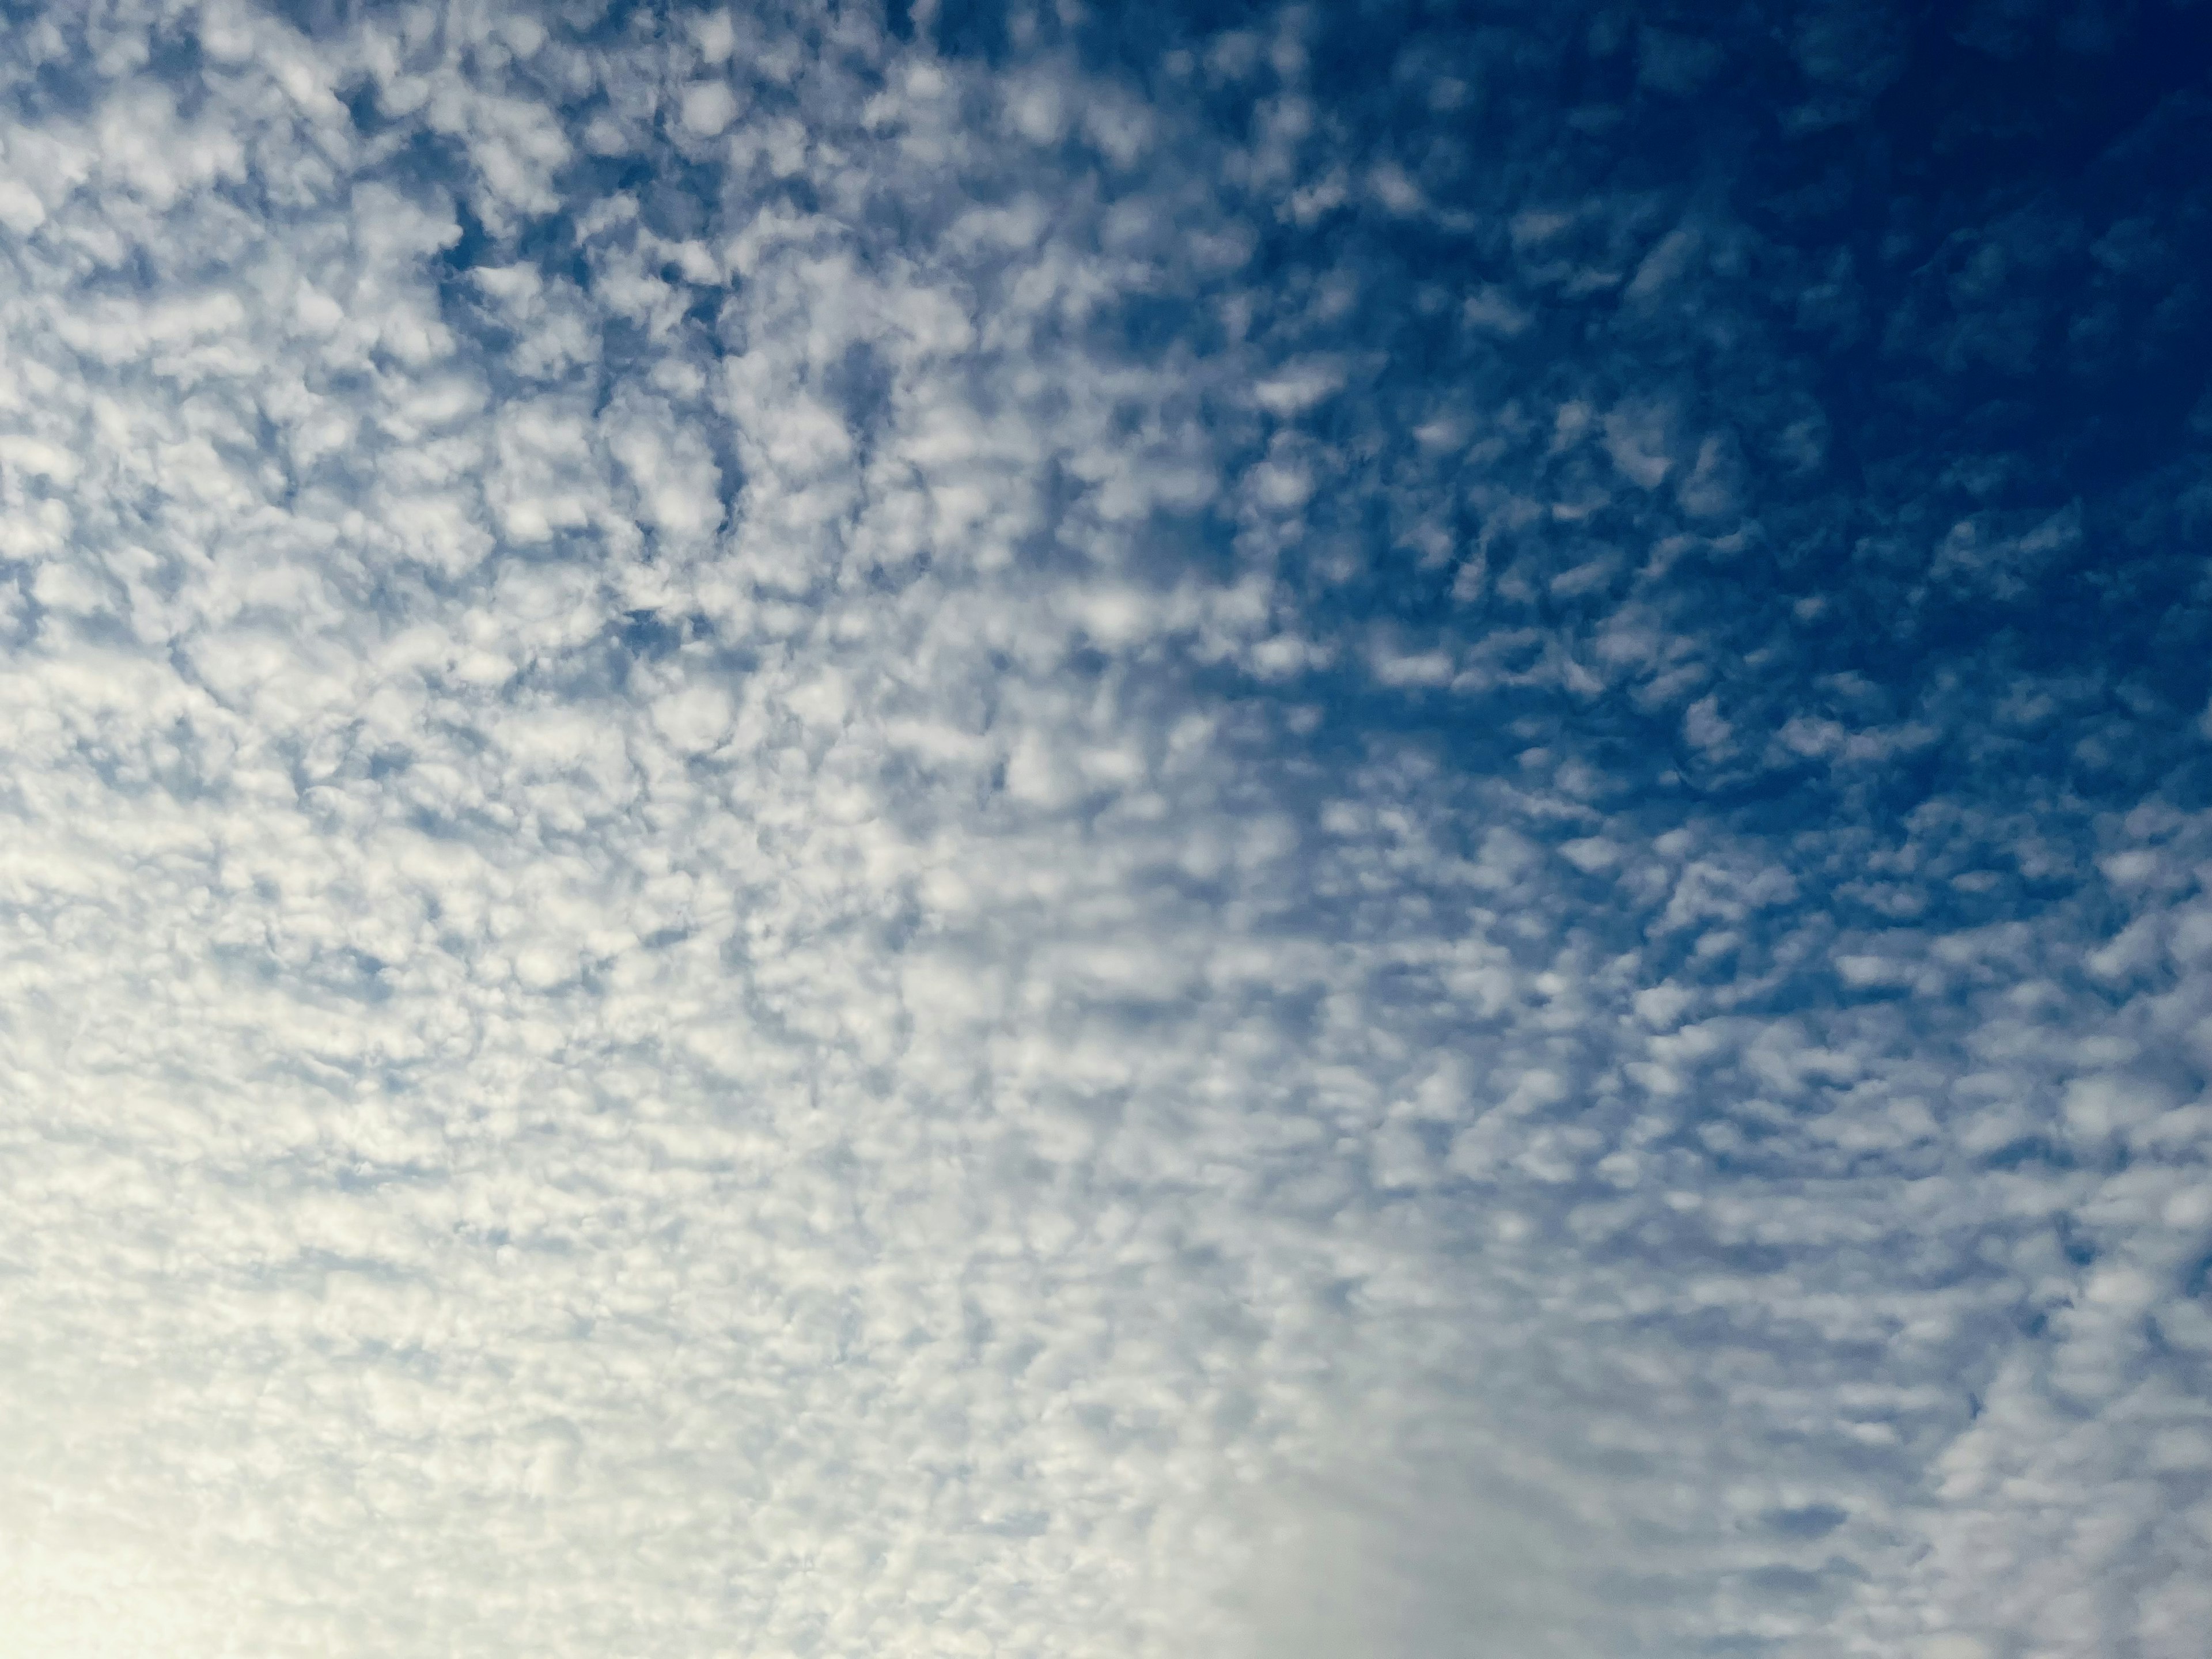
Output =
[{"x1": 1041, "y1": 0, "x2": 2212, "y2": 829}]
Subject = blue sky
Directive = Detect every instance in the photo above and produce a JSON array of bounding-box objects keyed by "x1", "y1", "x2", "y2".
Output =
[{"x1": 0, "y1": 2, "x2": 2207, "y2": 1656}]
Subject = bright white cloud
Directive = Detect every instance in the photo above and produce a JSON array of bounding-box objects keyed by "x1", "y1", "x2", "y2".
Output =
[{"x1": 0, "y1": 3, "x2": 2206, "y2": 1659}]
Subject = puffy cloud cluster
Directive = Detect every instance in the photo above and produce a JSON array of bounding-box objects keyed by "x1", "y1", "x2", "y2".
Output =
[{"x1": 0, "y1": 2, "x2": 2206, "y2": 1657}]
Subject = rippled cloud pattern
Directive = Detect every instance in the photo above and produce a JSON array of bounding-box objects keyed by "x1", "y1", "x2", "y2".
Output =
[{"x1": 1, "y1": 2, "x2": 2209, "y2": 1656}]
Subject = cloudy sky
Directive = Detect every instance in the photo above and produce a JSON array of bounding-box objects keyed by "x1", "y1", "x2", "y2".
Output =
[{"x1": 1, "y1": 1, "x2": 2209, "y2": 1655}]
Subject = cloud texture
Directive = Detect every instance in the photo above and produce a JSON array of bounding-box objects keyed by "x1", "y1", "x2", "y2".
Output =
[{"x1": 1, "y1": 2, "x2": 2208, "y2": 1656}]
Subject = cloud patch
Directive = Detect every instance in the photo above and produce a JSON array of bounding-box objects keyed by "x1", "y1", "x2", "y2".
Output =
[{"x1": 0, "y1": 3, "x2": 2207, "y2": 1658}]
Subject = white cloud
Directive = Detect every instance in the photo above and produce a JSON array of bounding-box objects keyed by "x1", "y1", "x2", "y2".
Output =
[
  {"x1": 0, "y1": 4, "x2": 2203, "y2": 1659},
  {"x1": 679, "y1": 80, "x2": 741, "y2": 138}
]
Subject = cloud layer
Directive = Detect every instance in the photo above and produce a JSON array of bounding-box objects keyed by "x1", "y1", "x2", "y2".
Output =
[{"x1": 1, "y1": 2, "x2": 2207, "y2": 1656}]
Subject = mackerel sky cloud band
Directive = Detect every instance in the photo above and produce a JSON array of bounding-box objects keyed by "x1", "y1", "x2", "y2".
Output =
[{"x1": 0, "y1": 2, "x2": 2207, "y2": 1656}]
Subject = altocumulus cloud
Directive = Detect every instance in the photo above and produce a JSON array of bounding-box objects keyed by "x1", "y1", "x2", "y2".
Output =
[{"x1": 1, "y1": 1, "x2": 2209, "y2": 1656}]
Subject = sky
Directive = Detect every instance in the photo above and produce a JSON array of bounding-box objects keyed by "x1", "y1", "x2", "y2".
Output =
[{"x1": 0, "y1": 1, "x2": 2209, "y2": 1656}]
